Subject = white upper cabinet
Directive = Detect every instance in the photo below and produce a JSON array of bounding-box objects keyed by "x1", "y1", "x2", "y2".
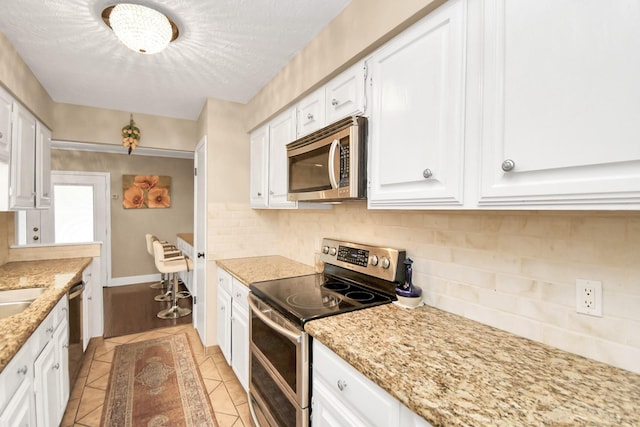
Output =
[
  {"x1": 250, "y1": 124, "x2": 269, "y2": 208},
  {"x1": 477, "y1": 0, "x2": 640, "y2": 208},
  {"x1": 11, "y1": 103, "x2": 37, "y2": 209},
  {"x1": 296, "y1": 88, "x2": 326, "y2": 138},
  {"x1": 0, "y1": 87, "x2": 11, "y2": 162},
  {"x1": 268, "y1": 108, "x2": 298, "y2": 209},
  {"x1": 35, "y1": 121, "x2": 51, "y2": 208},
  {"x1": 368, "y1": 0, "x2": 467, "y2": 209},
  {"x1": 325, "y1": 62, "x2": 367, "y2": 124}
]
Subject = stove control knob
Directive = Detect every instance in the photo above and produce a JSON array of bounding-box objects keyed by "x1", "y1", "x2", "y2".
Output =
[
  {"x1": 322, "y1": 246, "x2": 330, "y2": 254},
  {"x1": 370, "y1": 255, "x2": 379, "y2": 266},
  {"x1": 329, "y1": 247, "x2": 337, "y2": 256},
  {"x1": 380, "y1": 257, "x2": 391, "y2": 269}
]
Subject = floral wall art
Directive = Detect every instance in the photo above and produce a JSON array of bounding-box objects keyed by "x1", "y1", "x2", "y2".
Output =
[{"x1": 123, "y1": 175, "x2": 171, "y2": 209}]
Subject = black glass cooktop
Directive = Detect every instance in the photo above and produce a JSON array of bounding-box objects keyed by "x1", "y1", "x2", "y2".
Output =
[{"x1": 250, "y1": 270, "x2": 394, "y2": 327}]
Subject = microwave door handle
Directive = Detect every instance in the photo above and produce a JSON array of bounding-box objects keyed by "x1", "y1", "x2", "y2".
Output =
[{"x1": 328, "y1": 138, "x2": 340, "y2": 189}]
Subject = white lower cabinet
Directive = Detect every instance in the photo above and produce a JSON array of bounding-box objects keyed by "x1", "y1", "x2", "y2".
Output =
[
  {"x1": 0, "y1": 296, "x2": 69, "y2": 427},
  {"x1": 34, "y1": 297, "x2": 69, "y2": 427},
  {"x1": 217, "y1": 267, "x2": 250, "y2": 391},
  {"x1": 230, "y1": 280, "x2": 249, "y2": 391},
  {"x1": 217, "y1": 268, "x2": 233, "y2": 365},
  {"x1": 0, "y1": 339, "x2": 35, "y2": 426},
  {"x1": 312, "y1": 340, "x2": 432, "y2": 427}
]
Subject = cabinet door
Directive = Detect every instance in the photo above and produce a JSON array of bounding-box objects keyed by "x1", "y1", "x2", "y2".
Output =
[
  {"x1": 35, "y1": 122, "x2": 51, "y2": 208},
  {"x1": 268, "y1": 108, "x2": 297, "y2": 208},
  {"x1": 0, "y1": 86, "x2": 11, "y2": 162},
  {"x1": 296, "y1": 88, "x2": 326, "y2": 137},
  {"x1": 231, "y1": 303, "x2": 249, "y2": 391},
  {"x1": 0, "y1": 379, "x2": 35, "y2": 427},
  {"x1": 216, "y1": 286, "x2": 232, "y2": 365},
  {"x1": 478, "y1": 0, "x2": 640, "y2": 207},
  {"x1": 53, "y1": 319, "x2": 70, "y2": 422},
  {"x1": 10, "y1": 104, "x2": 36, "y2": 209},
  {"x1": 250, "y1": 125, "x2": 269, "y2": 208},
  {"x1": 311, "y1": 380, "x2": 369, "y2": 427},
  {"x1": 399, "y1": 404, "x2": 433, "y2": 427},
  {"x1": 368, "y1": 0, "x2": 467, "y2": 208},
  {"x1": 326, "y1": 62, "x2": 367, "y2": 124},
  {"x1": 34, "y1": 342, "x2": 57, "y2": 427}
]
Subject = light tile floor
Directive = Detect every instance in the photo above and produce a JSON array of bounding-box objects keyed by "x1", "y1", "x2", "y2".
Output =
[{"x1": 61, "y1": 324, "x2": 252, "y2": 427}]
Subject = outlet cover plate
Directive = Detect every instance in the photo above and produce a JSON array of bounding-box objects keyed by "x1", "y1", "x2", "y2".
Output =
[{"x1": 576, "y1": 279, "x2": 602, "y2": 317}]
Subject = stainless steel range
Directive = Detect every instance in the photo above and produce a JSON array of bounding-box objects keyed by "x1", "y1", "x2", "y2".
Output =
[{"x1": 247, "y1": 238, "x2": 406, "y2": 427}]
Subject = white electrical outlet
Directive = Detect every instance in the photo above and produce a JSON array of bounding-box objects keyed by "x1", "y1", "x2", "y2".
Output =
[{"x1": 576, "y1": 279, "x2": 602, "y2": 317}]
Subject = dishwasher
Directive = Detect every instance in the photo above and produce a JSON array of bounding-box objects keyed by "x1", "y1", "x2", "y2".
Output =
[{"x1": 68, "y1": 281, "x2": 84, "y2": 386}]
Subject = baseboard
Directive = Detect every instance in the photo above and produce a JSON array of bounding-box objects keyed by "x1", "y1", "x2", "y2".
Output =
[{"x1": 108, "y1": 274, "x2": 161, "y2": 287}]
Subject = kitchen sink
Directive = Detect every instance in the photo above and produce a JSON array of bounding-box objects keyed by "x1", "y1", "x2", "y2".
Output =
[
  {"x1": 0, "y1": 287, "x2": 46, "y2": 319},
  {"x1": 0, "y1": 287, "x2": 46, "y2": 303}
]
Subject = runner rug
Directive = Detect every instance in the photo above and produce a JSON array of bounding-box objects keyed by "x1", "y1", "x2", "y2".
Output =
[{"x1": 101, "y1": 333, "x2": 217, "y2": 427}]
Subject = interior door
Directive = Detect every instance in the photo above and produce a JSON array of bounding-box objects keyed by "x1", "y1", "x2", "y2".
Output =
[{"x1": 194, "y1": 137, "x2": 207, "y2": 345}]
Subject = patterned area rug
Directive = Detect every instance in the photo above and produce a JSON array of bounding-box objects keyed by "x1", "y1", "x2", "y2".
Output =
[{"x1": 101, "y1": 334, "x2": 218, "y2": 427}]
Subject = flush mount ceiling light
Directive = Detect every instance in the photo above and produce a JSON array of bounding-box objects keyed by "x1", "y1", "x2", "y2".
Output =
[{"x1": 102, "y1": 4, "x2": 179, "y2": 54}]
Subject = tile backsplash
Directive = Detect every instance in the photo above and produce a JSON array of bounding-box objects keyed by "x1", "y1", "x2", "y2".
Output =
[{"x1": 208, "y1": 202, "x2": 640, "y2": 374}]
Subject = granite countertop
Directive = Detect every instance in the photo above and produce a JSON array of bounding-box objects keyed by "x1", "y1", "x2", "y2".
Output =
[
  {"x1": 216, "y1": 255, "x2": 315, "y2": 285},
  {"x1": 0, "y1": 258, "x2": 92, "y2": 373},
  {"x1": 305, "y1": 304, "x2": 640, "y2": 426}
]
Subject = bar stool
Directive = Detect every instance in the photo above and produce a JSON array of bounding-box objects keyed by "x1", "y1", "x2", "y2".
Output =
[
  {"x1": 145, "y1": 234, "x2": 178, "y2": 290},
  {"x1": 152, "y1": 240, "x2": 193, "y2": 319}
]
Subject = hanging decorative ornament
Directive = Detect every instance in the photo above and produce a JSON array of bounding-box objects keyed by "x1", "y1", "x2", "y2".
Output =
[{"x1": 122, "y1": 113, "x2": 141, "y2": 155}]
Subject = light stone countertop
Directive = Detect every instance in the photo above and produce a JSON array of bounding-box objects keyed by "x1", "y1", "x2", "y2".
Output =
[
  {"x1": 176, "y1": 233, "x2": 193, "y2": 247},
  {"x1": 0, "y1": 258, "x2": 93, "y2": 373},
  {"x1": 216, "y1": 255, "x2": 315, "y2": 285},
  {"x1": 305, "y1": 303, "x2": 640, "y2": 427}
]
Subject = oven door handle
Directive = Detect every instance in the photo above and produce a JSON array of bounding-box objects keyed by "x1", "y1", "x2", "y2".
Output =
[{"x1": 248, "y1": 297, "x2": 302, "y2": 343}]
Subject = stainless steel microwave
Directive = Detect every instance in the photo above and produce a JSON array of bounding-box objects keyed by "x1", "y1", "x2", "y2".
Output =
[{"x1": 286, "y1": 116, "x2": 367, "y2": 202}]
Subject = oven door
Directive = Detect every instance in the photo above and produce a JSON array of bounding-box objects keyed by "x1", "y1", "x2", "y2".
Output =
[{"x1": 248, "y1": 294, "x2": 309, "y2": 427}]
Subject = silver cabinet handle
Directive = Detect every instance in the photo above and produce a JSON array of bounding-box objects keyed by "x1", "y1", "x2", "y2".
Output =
[
  {"x1": 17, "y1": 366, "x2": 28, "y2": 375},
  {"x1": 236, "y1": 292, "x2": 241, "y2": 298},
  {"x1": 221, "y1": 306, "x2": 225, "y2": 311},
  {"x1": 337, "y1": 379, "x2": 347, "y2": 391},
  {"x1": 331, "y1": 98, "x2": 339, "y2": 106},
  {"x1": 269, "y1": 190, "x2": 274, "y2": 195},
  {"x1": 257, "y1": 192, "x2": 262, "y2": 197},
  {"x1": 46, "y1": 326, "x2": 54, "y2": 334},
  {"x1": 422, "y1": 169, "x2": 433, "y2": 179},
  {"x1": 53, "y1": 363, "x2": 60, "y2": 370},
  {"x1": 502, "y1": 159, "x2": 515, "y2": 172},
  {"x1": 307, "y1": 113, "x2": 314, "y2": 120}
]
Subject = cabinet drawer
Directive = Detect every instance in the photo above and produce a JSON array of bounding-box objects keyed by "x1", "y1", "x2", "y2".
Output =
[
  {"x1": 0, "y1": 338, "x2": 34, "y2": 412},
  {"x1": 313, "y1": 340, "x2": 399, "y2": 427},
  {"x1": 231, "y1": 279, "x2": 249, "y2": 311},
  {"x1": 217, "y1": 268, "x2": 233, "y2": 294},
  {"x1": 51, "y1": 295, "x2": 68, "y2": 327}
]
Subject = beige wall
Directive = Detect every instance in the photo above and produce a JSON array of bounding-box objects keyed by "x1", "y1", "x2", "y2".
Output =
[
  {"x1": 53, "y1": 103, "x2": 198, "y2": 152},
  {"x1": 0, "y1": 33, "x2": 54, "y2": 127},
  {"x1": 51, "y1": 149, "x2": 194, "y2": 278},
  {"x1": 0, "y1": 212, "x2": 13, "y2": 265},
  {"x1": 245, "y1": 0, "x2": 446, "y2": 130}
]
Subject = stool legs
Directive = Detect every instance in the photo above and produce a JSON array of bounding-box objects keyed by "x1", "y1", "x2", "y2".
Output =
[
  {"x1": 157, "y1": 273, "x2": 191, "y2": 319},
  {"x1": 150, "y1": 272, "x2": 168, "y2": 289}
]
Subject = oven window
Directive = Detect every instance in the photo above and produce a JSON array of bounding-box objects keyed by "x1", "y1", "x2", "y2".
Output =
[
  {"x1": 252, "y1": 355, "x2": 298, "y2": 426},
  {"x1": 252, "y1": 313, "x2": 298, "y2": 392}
]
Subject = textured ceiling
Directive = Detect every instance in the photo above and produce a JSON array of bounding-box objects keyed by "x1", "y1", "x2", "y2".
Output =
[{"x1": 0, "y1": 0, "x2": 351, "y2": 120}]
